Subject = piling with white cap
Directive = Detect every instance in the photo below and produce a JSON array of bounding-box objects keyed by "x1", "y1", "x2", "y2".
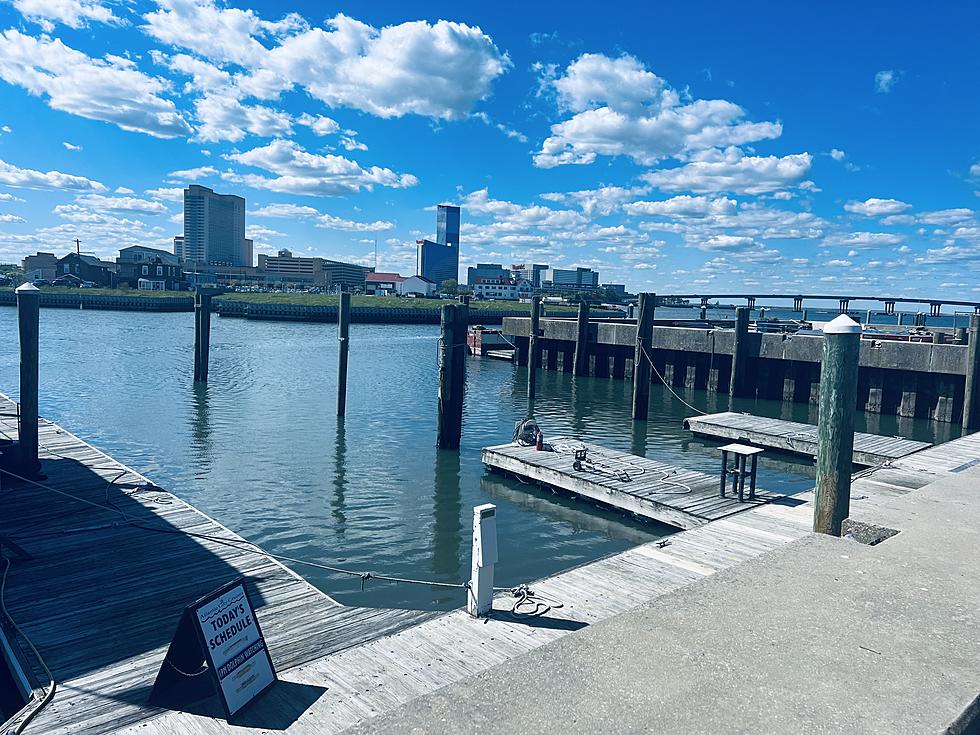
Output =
[
  {"x1": 814, "y1": 314, "x2": 862, "y2": 535},
  {"x1": 467, "y1": 503, "x2": 497, "y2": 617}
]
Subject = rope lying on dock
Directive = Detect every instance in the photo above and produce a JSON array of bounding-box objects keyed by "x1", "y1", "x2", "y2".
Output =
[{"x1": 549, "y1": 441, "x2": 694, "y2": 494}]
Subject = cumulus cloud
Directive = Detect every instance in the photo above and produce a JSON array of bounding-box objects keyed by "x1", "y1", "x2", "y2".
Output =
[
  {"x1": 0, "y1": 158, "x2": 105, "y2": 191},
  {"x1": 145, "y1": 3, "x2": 509, "y2": 120},
  {"x1": 222, "y1": 139, "x2": 417, "y2": 196},
  {"x1": 0, "y1": 213, "x2": 25, "y2": 223},
  {"x1": 641, "y1": 147, "x2": 812, "y2": 195},
  {"x1": 192, "y1": 92, "x2": 293, "y2": 142},
  {"x1": 250, "y1": 202, "x2": 393, "y2": 231},
  {"x1": 534, "y1": 53, "x2": 781, "y2": 167},
  {"x1": 12, "y1": 0, "x2": 123, "y2": 31},
  {"x1": 296, "y1": 113, "x2": 340, "y2": 136},
  {"x1": 843, "y1": 197, "x2": 912, "y2": 216},
  {"x1": 824, "y1": 232, "x2": 904, "y2": 249},
  {"x1": 165, "y1": 165, "x2": 217, "y2": 182},
  {"x1": 874, "y1": 70, "x2": 897, "y2": 93},
  {"x1": 0, "y1": 30, "x2": 192, "y2": 139},
  {"x1": 689, "y1": 234, "x2": 758, "y2": 251},
  {"x1": 829, "y1": 148, "x2": 845, "y2": 161},
  {"x1": 624, "y1": 195, "x2": 737, "y2": 218},
  {"x1": 62, "y1": 141, "x2": 81, "y2": 150},
  {"x1": 73, "y1": 193, "x2": 169, "y2": 213}
]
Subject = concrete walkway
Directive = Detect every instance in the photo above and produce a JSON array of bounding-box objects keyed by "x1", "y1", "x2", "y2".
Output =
[{"x1": 353, "y1": 467, "x2": 980, "y2": 734}]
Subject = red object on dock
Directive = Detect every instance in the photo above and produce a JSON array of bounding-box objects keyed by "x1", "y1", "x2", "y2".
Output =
[{"x1": 535, "y1": 430, "x2": 544, "y2": 450}]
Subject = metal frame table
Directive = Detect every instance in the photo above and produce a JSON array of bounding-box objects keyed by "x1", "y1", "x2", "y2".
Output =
[{"x1": 718, "y1": 443, "x2": 764, "y2": 501}]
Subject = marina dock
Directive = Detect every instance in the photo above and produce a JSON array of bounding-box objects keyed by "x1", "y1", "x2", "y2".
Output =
[
  {"x1": 0, "y1": 395, "x2": 432, "y2": 735},
  {"x1": 481, "y1": 437, "x2": 782, "y2": 529},
  {"x1": 683, "y1": 411, "x2": 931, "y2": 466}
]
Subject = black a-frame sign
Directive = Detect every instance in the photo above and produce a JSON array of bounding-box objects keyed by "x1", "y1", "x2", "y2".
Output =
[{"x1": 149, "y1": 578, "x2": 278, "y2": 719}]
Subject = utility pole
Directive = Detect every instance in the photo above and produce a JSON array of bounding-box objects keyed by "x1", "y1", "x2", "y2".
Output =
[{"x1": 74, "y1": 238, "x2": 81, "y2": 256}]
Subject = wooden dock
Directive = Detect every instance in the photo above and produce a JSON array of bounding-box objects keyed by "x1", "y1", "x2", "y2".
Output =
[
  {"x1": 481, "y1": 437, "x2": 782, "y2": 530},
  {"x1": 0, "y1": 395, "x2": 433, "y2": 735},
  {"x1": 683, "y1": 412, "x2": 931, "y2": 466}
]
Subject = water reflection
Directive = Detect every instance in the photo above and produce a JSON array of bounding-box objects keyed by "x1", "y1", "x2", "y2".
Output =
[
  {"x1": 431, "y1": 448, "x2": 461, "y2": 578},
  {"x1": 331, "y1": 416, "x2": 347, "y2": 536},
  {"x1": 189, "y1": 382, "x2": 213, "y2": 478},
  {"x1": 631, "y1": 418, "x2": 649, "y2": 458}
]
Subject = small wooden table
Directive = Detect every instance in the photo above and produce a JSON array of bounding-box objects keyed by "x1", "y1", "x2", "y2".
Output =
[{"x1": 718, "y1": 443, "x2": 764, "y2": 502}]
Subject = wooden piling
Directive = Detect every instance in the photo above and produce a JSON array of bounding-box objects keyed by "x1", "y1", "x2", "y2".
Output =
[
  {"x1": 337, "y1": 291, "x2": 351, "y2": 416},
  {"x1": 15, "y1": 283, "x2": 40, "y2": 475},
  {"x1": 814, "y1": 315, "x2": 862, "y2": 535},
  {"x1": 631, "y1": 292, "x2": 655, "y2": 420},
  {"x1": 962, "y1": 315, "x2": 980, "y2": 429},
  {"x1": 193, "y1": 288, "x2": 214, "y2": 383},
  {"x1": 730, "y1": 307, "x2": 750, "y2": 397},
  {"x1": 528, "y1": 296, "x2": 541, "y2": 406},
  {"x1": 437, "y1": 303, "x2": 467, "y2": 449},
  {"x1": 573, "y1": 301, "x2": 590, "y2": 376}
]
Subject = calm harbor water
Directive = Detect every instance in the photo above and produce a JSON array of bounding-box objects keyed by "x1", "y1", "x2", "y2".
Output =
[{"x1": 0, "y1": 306, "x2": 961, "y2": 610}]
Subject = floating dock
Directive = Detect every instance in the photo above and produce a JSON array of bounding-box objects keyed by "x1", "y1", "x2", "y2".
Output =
[
  {"x1": 683, "y1": 412, "x2": 931, "y2": 466},
  {"x1": 0, "y1": 394, "x2": 432, "y2": 735},
  {"x1": 481, "y1": 438, "x2": 782, "y2": 530}
]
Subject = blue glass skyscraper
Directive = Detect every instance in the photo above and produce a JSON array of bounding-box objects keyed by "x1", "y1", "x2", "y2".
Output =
[{"x1": 419, "y1": 204, "x2": 460, "y2": 285}]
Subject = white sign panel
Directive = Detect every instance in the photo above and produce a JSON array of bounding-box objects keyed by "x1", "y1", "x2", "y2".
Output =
[{"x1": 194, "y1": 583, "x2": 275, "y2": 715}]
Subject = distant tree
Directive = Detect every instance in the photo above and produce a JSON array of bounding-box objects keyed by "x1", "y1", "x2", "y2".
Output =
[
  {"x1": 601, "y1": 286, "x2": 624, "y2": 304},
  {"x1": 440, "y1": 278, "x2": 459, "y2": 295}
]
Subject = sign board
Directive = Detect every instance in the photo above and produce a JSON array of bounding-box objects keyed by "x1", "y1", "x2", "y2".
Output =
[{"x1": 149, "y1": 578, "x2": 277, "y2": 719}]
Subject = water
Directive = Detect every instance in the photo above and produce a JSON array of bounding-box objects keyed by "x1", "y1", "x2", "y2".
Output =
[{"x1": 0, "y1": 307, "x2": 958, "y2": 611}]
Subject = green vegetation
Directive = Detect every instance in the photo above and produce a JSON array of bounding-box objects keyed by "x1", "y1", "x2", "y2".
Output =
[{"x1": 0, "y1": 286, "x2": 618, "y2": 315}]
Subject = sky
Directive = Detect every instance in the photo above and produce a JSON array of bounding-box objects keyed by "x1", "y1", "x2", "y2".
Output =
[{"x1": 0, "y1": 0, "x2": 978, "y2": 297}]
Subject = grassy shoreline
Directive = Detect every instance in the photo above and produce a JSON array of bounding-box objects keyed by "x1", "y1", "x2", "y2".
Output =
[{"x1": 0, "y1": 287, "x2": 612, "y2": 314}]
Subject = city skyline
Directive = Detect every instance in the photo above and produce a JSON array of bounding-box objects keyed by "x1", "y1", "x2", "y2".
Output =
[{"x1": 0, "y1": 1, "x2": 977, "y2": 296}]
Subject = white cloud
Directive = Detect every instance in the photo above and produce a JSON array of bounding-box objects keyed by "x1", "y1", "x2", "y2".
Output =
[
  {"x1": 145, "y1": 186, "x2": 184, "y2": 201},
  {"x1": 0, "y1": 213, "x2": 25, "y2": 223},
  {"x1": 0, "y1": 158, "x2": 105, "y2": 191},
  {"x1": 624, "y1": 195, "x2": 737, "y2": 218},
  {"x1": 12, "y1": 0, "x2": 122, "y2": 31},
  {"x1": 874, "y1": 70, "x2": 897, "y2": 93},
  {"x1": 145, "y1": 3, "x2": 509, "y2": 121},
  {"x1": 641, "y1": 148, "x2": 812, "y2": 195},
  {"x1": 970, "y1": 161, "x2": 980, "y2": 178},
  {"x1": 192, "y1": 92, "x2": 293, "y2": 143},
  {"x1": 62, "y1": 141, "x2": 82, "y2": 151},
  {"x1": 74, "y1": 193, "x2": 168, "y2": 213},
  {"x1": 297, "y1": 113, "x2": 340, "y2": 136},
  {"x1": 826, "y1": 259, "x2": 852, "y2": 267},
  {"x1": 916, "y1": 208, "x2": 974, "y2": 225},
  {"x1": 223, "y1": 139, "x2": 417, "y2": 196},
  {"x1": 0, "y1": 30, "x2": 192, "y2": 139},
  {"x1": 830, "y1": 148, "x2": 845, "y2": 161},
  {"x1": 165, "y1": 165, "x2": 217, "y2": 182},
  {"x1": 115, "y1": 186, "x2": 134, "y2": 194},
  {"x1": 534, "y1": 53, "x2": 781, "y2": 167},
  {"x1": 338, "y1": 135, "x2": 367, "y2": 152},
  {"x1": 690, "y1": 234, "x2": 757, "y2": 251},
  {"x1": 843, "y1": 197, "x2": 912, "y2": 216},
  {"x1": 824, "y1": 232, "x2": 904, "y2": 249},
  {"x1": 250, "y1": 201, "x2": 393, "y2": 231}
]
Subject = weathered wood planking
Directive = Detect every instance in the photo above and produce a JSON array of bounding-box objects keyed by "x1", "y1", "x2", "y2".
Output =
[
  {"x1": 683, "y1": 411, "x2": 931, "y2": 466},
  {"x1": 0, "y1": 394, "x2": 433, "y2": 735},
  {"x1": 121, "y1": 432, "x2": 980, "y2": 735},
  {"x1": 481, "y1": 437, "x2": 783, "y2": 530}
]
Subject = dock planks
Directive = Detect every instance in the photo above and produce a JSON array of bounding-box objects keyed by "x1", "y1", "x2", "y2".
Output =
[
  {"x1": 0, "y1": 394, "x2": 433, "y2": 735},
  {"x1": 481, "y1": 437, "x2": 782, "y2": 530},
  {"x1": 683, "y1": 411, "x2": 931, "y2": 466}
]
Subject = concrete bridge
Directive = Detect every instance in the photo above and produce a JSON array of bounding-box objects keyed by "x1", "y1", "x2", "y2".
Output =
[{"x1": 663, "y1": 294, "x2": 980, "y2": 317}]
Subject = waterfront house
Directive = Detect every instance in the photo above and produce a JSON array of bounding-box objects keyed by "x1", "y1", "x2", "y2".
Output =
[
  {"x1": 365, "y1": 271, "x2": 406, "y2": 295},
  {"x1": 472, "y1": 276, "x2": 533, "y2": 301},
  {"x1": 21, "y1": 251, "x2": 58, "y2": 282},
  {"x1": 398, "y1": 275, "x2": 437, "y2": 297},
  {"x1": 116, "y1": 246, "x2": 185, "y2": 291},
  {"x1": 54, "y1": 253, "x2": 117, "y2": 287}
]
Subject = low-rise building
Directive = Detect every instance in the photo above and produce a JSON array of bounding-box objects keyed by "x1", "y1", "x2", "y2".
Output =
[
  {"x1": 117, "y1": 246, "x2": 185, "y2": 290},
  {"x1": 22, "y1": 252, "x2": 58, "y2": 282},
  {"x1": 54, "y1": 253, "x2": 117, "y2": 287},
  {"x1": 466, "y1": 263, "x2": 510, "y2": 287},
  {"x1": 472, "y1": 276, "x2": 533, "y2": 301},
  {"x1": 256, "y1": 249, "x2": 373, "y2": 290},
  {"x1": 365, "y1": 272, "x2": 405, "y2": 295},
  {"x1": 398, "y1": 275, "x2": 437, "y2": 297}
]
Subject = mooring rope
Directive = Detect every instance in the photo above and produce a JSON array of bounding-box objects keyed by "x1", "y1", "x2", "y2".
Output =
[{"x1": 640, "y1": 343, "x2": 709, "y2": 416}]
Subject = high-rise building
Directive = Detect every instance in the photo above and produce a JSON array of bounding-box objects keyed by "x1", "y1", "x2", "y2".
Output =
[
  {"x1": 542, "y1": 267, "x2": 600, "y2": 292},
  {"x1": 512, "y1": 263, "x2": 549, "y2": 288},
  {"x1": 418, "y1": 204, "x2": 461, "y2": 285},
  {"x1": 181, "y1": 184, "x2": 249, "y2": 266}
]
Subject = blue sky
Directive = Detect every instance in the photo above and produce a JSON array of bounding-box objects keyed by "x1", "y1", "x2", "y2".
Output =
[{"x1": 0, "y1": 0, "x2": 978, "y2": 296}]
